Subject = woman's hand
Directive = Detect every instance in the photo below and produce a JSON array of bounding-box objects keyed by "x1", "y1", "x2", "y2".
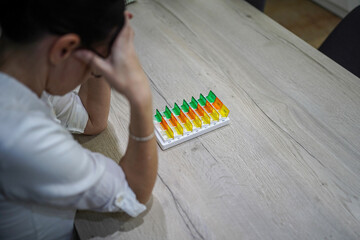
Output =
[{"x1": 75, "y1": 12, "x2": 151, "y2": 105}]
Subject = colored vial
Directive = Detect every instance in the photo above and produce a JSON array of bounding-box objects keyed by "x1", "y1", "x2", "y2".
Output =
[
  {"x1": 164, "y1": 106, "x2": 183, "y2": 135},
  {"x1": 189, "y1": 97, "x2": 211, "y2": 124},
  {"x1": 172, "y1": 103, "x2": 193, "y2": 132},
  {"x1": 198, "y1": 94, "x2": 219, "y2": 121},
  {"x1": 206, "y1": 90, "x2": 230, "y2": 117},
  {"x1": 155, "y1": 109, "x2": 174, "y2": 139},
  {"x1": 181, "y1": 100, "x2": 202, "y2": 128}
]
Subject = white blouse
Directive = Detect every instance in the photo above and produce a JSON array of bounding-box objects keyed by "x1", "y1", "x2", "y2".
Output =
[{"x1": 0, "y1": 73, "x2": 146, "y2": 240}]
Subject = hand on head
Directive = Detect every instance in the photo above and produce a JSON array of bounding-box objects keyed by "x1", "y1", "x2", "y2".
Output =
[{"x1": 75, "y1": 11, "x2": 149, "y2": 102}]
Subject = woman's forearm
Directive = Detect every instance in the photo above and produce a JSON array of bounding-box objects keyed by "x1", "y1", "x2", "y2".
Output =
[
  {"x1": 78, "y1": 77, "x2": 111, "y2": 135},
  {"x1": 119, "y1": 93, "x2": 158, "y2": 204}
]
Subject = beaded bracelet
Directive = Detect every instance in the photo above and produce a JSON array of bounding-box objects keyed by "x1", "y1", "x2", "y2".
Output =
[{"x1": 129, "y1": 131, "x2": 155, "y2": 142}]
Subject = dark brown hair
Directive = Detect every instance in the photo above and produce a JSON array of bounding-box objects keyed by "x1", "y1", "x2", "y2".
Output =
[{"x1": 0, "y1": 0, "x2": 125, "y2": 48}]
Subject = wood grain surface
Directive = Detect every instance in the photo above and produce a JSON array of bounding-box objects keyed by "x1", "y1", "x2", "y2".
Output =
[{"x1": 74, "y1": 0, "x2": 360, "y2": 239}]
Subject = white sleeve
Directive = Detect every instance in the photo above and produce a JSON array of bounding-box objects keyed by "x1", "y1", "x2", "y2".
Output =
[
  {"x1": 45, "y1": 91, "x2": 89, "y2": 134},
  {"x1": 0, "y1": 114, "x2": 146, "y2": 217}
]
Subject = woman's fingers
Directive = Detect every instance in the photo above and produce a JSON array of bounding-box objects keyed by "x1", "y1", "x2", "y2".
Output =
[
  {"x1": 74, "y1": 49, "x2": 128, "y2": 92},
  {"x1": 112, "y1": 13, "x2": 133, "y2": 50},
  {"x1": 74, "y1": 50, "x2": 112, "y2": 79},
  {"x1": 125, "y1": 11, "x2": 133, "y2": 19}
]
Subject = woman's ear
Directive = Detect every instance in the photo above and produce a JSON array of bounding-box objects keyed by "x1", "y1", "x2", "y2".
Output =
[{"x1": 49, "y1": 34, "x2": 81, "y2": 65}]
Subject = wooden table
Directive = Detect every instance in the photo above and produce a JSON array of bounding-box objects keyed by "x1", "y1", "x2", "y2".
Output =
[{"x1": 74, "y1": 0, "x2": 360, "y2": 239}]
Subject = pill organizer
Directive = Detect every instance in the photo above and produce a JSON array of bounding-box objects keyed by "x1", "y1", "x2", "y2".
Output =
[{"x1": 154, "y1": 91, "x2": 230, "y2": 150}]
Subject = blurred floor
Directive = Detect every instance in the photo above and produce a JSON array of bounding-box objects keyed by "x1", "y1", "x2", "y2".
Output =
[{"x1": 264, "y1": 0, "x2": 341, "y2": 48}]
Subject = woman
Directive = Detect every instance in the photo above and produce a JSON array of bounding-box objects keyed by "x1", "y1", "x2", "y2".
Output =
[{"x1": 0, "y1": 0, "x2": 158, "y2": 239}]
